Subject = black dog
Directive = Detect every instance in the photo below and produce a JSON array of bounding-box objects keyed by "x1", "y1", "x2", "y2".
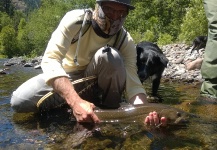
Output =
[
  {"x1": 136, "y1": 41, "x2": 169, "y2": 97},
  {"x1": 191, "y1": 36, "x2": 207, "y2": 53}
]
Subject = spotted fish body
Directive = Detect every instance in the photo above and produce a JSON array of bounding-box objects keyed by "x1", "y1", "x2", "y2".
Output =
[{"x1": 94, "y1": 103, "x2": 189, "y2": 125}]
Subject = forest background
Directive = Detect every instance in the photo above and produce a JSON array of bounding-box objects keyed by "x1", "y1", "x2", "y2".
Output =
[{"x1": 0, "y1": 0, "x2": 207, "y2": 58}]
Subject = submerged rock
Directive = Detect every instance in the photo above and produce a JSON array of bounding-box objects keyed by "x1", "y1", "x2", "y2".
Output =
[{"x1": 0, "y1": 68, "x2": 9, "y2": 75}]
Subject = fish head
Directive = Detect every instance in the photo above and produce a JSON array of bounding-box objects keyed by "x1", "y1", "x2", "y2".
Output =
[{"x1": 159, "y1": 108, "x2": 189, "y2": 125}]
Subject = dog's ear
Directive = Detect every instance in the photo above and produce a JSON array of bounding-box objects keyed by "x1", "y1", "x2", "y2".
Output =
[
  {"x1": 136, "y1": 46, "x2": 143, "y2": 67},
  {"x1": 159, "y1": 55, "x2": 169, "y2": 67},
  {"x1": 136, "y1": 46, "x2": 143, "y2": 56}
]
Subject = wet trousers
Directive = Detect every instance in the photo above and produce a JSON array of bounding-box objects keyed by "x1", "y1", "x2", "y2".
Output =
[
  {"x1": 10, "y1": 46, "x2": 126, "y2": 112},
  {"x1": 200, "y1": 0, "x2": 217, "y2": 99}
]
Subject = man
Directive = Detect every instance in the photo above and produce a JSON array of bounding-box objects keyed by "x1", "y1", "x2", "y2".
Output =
[
  {"x1": 11, "y1": 0, "x2": 166, "y2": 126},
  {"x1": 200, "y1": 0, "x2": 217, "y2": 100}
]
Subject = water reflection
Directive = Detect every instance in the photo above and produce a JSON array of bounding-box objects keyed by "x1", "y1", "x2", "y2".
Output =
[{"x1": 0, "y1": 59, "x2": 216, "y2": 149}]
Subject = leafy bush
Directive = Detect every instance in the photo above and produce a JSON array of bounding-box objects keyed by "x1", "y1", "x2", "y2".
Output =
[
  {"x1": 0, "y1": 12, "x2": 13, "y2": 31},
  {"x1": 0, "y1": 25, "x2": 17, "y2": 58},
  {"x1": 178, "y1": 0, "x2": 207, "y2": 44},
  {"x1": 157, "y1": 33, "x2": 173, "y2": 46}
]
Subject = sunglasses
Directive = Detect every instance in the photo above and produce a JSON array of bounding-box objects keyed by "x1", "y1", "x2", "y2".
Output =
[{"x1": 101, "y1": 5, "x2": 129, "y2": 19}]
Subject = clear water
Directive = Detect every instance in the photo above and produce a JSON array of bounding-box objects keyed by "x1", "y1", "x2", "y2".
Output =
[{"x1": 0, "y1": 59, "x2": 216, "y2": 150}]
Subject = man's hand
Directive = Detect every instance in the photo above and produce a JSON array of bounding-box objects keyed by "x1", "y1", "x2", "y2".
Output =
[
  {"x1": 72, "y1": 99, "x2": 100, "y2": 123},
  {"x1": 144, "y1": 111, "x2": 167, "y2": 127},
  {"x1": 50, "y1": 76, "x2": 100, "y2": 123},
  {"x1": 129, "y1": 94, "x2": 167, "y2": 127}
]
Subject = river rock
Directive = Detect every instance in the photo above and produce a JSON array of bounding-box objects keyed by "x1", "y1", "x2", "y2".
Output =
[
  {"x1": 34, "y1": 64, "x2": 41, "y2": 69},
  {"x1": 0, "y1": 69, "x2": 7, "y2": 74},
  {"x1": 161, "y1": 43, "x2": 204, "y2": 83},
  {"x1": 23, "y1": 63, "x2": 34, "y2": 67}
]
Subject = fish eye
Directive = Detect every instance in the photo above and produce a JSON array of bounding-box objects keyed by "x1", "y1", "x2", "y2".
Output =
[{"x1": 177, "y1": 112, "x2": 181, "y2": 117}]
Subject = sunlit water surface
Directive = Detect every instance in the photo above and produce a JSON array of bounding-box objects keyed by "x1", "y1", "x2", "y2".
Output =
[{"x1": 0, "y1": 59, "x2": 216, "y2": 150}]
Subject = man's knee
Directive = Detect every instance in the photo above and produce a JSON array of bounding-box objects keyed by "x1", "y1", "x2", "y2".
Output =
[
  {"x1": 11, "y1": 93, "x2": 38, "y2": 113},
  {"x1": 10, "y1": 74, "x2": 49, "y2": 113},
  {"x1": 97, "y1": 46, "x2": 124, "y2": 69}
]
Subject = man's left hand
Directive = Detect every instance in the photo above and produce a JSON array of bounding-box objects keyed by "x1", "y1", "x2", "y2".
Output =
[{"x1": 144, "y1": 111, "x2": 167, "y2": 127}]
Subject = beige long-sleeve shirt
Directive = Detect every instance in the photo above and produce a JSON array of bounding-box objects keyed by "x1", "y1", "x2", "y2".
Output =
[{"x1": 41, "y1": 9, "x2": 146, "y2": 100}]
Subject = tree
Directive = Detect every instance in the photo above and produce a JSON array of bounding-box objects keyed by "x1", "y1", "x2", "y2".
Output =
[
  {"x1": 178, "y1": 0, "x2": 207, "y2": 44},
  {"x1": 125, "y1": 0, "x2": 190, "y2": 44},
  {"x1": 12, "y1": 11, "x2": 26, "y2": 31},
  {"x1": 17, "y1": 18, "x2": 29, "y2": 55},
  {"x1": 0, "y1": 12, "x2": 13, "y2": 31},
  {"x1": 0, "y1": 25, "x2": 17, "y2": 58}
]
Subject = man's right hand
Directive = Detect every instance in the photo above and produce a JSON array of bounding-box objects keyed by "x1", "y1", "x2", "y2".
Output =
[
  {"x1": 72, "y1": 99, "x2": 100, "y2": 123},
  {"x1": 50, "y1": 76, "x2": 100, "y2": 123}
]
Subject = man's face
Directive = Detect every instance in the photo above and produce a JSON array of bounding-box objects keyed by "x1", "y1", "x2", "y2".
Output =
[{"x1": 101, "y1": 2, "x2": 129, "y2": 21}]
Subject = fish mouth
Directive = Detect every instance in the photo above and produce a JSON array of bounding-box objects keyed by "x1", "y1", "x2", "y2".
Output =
[{"x1": 173, "y1": 117, "x2": 189, "y2": 125}]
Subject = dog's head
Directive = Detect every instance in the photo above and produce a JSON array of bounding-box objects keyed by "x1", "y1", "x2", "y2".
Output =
[{"x1": 136, "y1": 43, "x2": 168, "y2": 82}]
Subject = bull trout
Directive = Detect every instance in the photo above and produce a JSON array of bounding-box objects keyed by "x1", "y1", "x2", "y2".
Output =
[{"x1": 94, "y1": 103, "x2": 190, "y2": 125}]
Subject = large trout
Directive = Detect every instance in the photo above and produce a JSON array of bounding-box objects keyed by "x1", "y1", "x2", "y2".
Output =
[
  {"x1": 38, "y1": 77, "x2": 189, "y2": 125},
  {"x1": 94, "y1": 103, "x2": 190, "y2": 125}
]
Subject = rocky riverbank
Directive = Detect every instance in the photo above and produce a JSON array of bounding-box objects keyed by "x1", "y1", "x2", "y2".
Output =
[
  {"x1": 161, "y1": 43, "x2": 204, "y2": 83},
  {"x1": 1, "y1": 43, "x2": 204, "y2": 83},
  {"x1": 2, "y1": 56, "x2": 42, "y2": 68}
]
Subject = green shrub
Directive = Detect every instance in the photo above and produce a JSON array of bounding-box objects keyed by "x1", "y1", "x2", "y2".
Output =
[
  {"x1": 178, "y1": 0, "x2": 207, "y2": 44},
  {"x1": 157, "y1": 33, "x2": 173, "y2": 46},
  {"x1": 0, "y1": 25, "x2": 17, "y2": 58}
]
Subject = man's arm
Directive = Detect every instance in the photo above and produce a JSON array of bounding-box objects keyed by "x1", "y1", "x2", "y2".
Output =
[{"x1": 50, "y1": 76, "x2": 100, "y2": 123}]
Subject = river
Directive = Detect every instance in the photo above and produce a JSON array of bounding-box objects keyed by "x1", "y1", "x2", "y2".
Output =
[{"x1": 0, "y1": 58, "x2": 216, "y2": 149}]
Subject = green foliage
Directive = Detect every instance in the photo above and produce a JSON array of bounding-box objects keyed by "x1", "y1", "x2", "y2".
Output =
[
  {"x1": 157, "y1": 33, "x2": 173, "y2": 46},
  {"x1": 178, "y1": 0, "x2": 207, "y2": 44},
  {"x1": 126, "y1": 0, "x2": 190, "y2": 43},
  {"x1": 12, "y1": 11, "x2": 26, "y2": 31},
  {"x1": 143, "y1": 30, "x2": 155, "y2": 42},
  {"x1": 69, "y1": 0, "x2": 95, "y2": 9},
  {"x1": 0, "y1": 12, "x2": 13, "y2": 31},
  {"x1": 0, "y1": 25, "x2": 17, "y2": 58},
  {"x1": 131, "y1": 29, "x2": 155, "y2": 44},
  {"x1": 0, "y1": 54, "x2": 7, "y2": 58},
  {"x1": 17, "y1": 18, "x2": 30, "y2": 55}
]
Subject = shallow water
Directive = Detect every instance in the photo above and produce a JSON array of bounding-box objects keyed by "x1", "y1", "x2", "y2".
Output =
[{"x1": 0, "y1": 59, "x2": 216, "y2": 150}]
